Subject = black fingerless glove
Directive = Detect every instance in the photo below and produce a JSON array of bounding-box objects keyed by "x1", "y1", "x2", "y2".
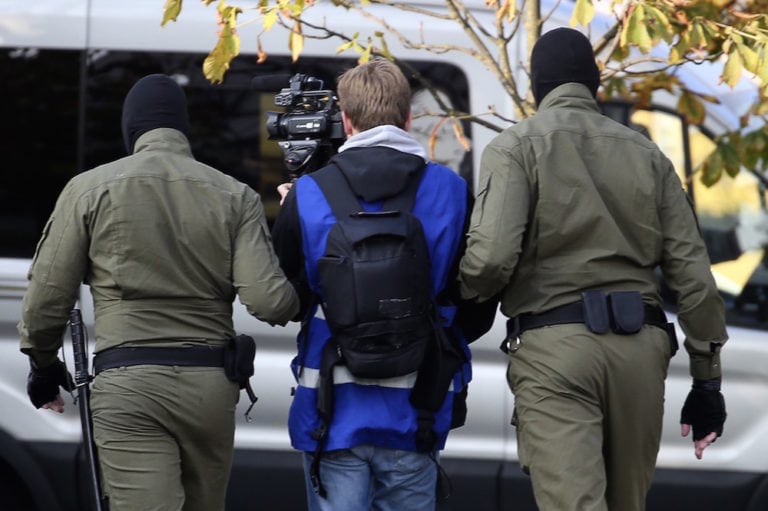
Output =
[
  {"x1": 680, "y1": 378, "x2": 727, "y2": 441},
  {"x1": 27, "y1": 359, "x2": 75, "y2": 409}
]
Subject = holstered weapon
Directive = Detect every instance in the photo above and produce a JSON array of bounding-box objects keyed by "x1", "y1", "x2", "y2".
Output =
[{"x1": 69, "y1": 309, "x2": 109, "y2": 511}]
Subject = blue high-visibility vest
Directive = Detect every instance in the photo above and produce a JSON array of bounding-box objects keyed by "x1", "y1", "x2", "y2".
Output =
[{"x1": 288, "y1": 161, "x2": 472, "y2": 453}]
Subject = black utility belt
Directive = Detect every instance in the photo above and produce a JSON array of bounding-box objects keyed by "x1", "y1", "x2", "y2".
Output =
[
  {"x1": 93, "y1": 346, "x2": 226, "y2": 375},
  {"x1": 504, "y1": 291, "x2": 677, "y2": 354}
]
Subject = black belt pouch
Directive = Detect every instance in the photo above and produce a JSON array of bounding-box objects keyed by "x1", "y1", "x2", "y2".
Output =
[
  {"x1": 224, "y1": 334, "x2": 256, "y2": 388},
  {"x1": 609, "y1": 291, "x2": 644, "y2": 334},
  {"x1": 581, "y1": 290, "x2": 610, "y2": 334}
]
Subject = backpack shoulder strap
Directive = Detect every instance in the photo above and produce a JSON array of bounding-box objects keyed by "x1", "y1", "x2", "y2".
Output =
[{"x1": 310, "y1": 163, "x2": 361, "y2": 220}]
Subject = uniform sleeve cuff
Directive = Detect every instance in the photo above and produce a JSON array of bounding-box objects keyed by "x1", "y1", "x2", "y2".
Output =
[{"x1": 690, "y1": 353, "x2": 722, "y2": 380}]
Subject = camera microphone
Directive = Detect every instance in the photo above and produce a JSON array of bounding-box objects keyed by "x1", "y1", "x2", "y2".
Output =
[{"x1": 251, "y1": 74, "x2": 293, "y2": 91}]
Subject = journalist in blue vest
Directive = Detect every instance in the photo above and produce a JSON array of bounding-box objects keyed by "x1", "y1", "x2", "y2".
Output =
[
  {"x1": 458, "y1": 28, "x2": 728, "y2": 511},
  {"x1": 272, "y1": 58, "x2": 496, "y2": 511}
]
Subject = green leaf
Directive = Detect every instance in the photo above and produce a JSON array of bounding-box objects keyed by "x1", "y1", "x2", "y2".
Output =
[
  {"x1": 161, "y1": 0, "x2": 182, "y2": 26},
  {"x1": 698, "y1": 149, "x2": 723, "y2": 187},
  {"x1": 720, "y1": 141, "x2": 741, "y2": 177},
  {"x1": 570, "y1": 0, "x2": 594, "y2": 27},
  {"x1": 670, "y1": 31, "x2": 692, "y2": 63},
  {"x1": 690, "y1": 20, "x2": 707, "y2": 50},
  {"x1": 645, "y1": 5, "x2": 673, "y2": 45},
  {"x1": 741, "y1": 130, "x2": 765, "y2": 169}
]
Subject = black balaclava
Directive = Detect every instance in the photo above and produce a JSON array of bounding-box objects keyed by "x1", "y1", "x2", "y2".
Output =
[
  {"x1": 530, "y1": 28, "x2": 600, "y2": 106},
  {"x1": 121, "y1": 74, "x2": 190, "y2": 154}
]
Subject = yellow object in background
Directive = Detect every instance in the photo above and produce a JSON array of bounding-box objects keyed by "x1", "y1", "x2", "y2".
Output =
[{"x1": 711, "y1": 249, "x2": 765, "y2": 296}]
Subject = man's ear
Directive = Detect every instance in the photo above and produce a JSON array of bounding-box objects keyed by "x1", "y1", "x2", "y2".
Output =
[
  {"x1": 404, "y1": 112, "x2": 412, "y2": 132},
  {"x1": 341, "y1": 111, "x2": 355, "y2": 136}
]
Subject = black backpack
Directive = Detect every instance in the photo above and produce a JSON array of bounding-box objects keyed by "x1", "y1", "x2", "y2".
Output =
[{"x1": 313, "y1": 164, "x2": 433, "y2": 379}]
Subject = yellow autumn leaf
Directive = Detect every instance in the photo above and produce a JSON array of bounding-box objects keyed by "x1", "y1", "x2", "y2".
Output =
[
  {"x1": 263, "y1": 8, "x2": 278, "y2": 30},
  {"x1": 737, "y1": 43, "x2": 759, "y2": 75},
  {"x1": 202, "y1": 23, "x2": 240, "y2": 84},
  {"x1": 626, "y1": 4, "x2": 652, "y2": 54},
  {"x1": 289, "y1": 21, "x2": 304, "y2": 62},
  {"x1": 496, "y1": 0, "x2": 515, "y2": 23},
  {"x1": 336, "y1": 40, "x2": 355, "y2": 53},
  {"x1": 358, "y1": 40, "x2": 372, "y2": 64},
  {"x1": 570, "y1": 0, "x2": 594, "y2": 28},
  {"x1": 721, "y1": 50, "x2": 743, "y2": 88},
  {"x1": 377, "y1": 33, "x2": 392, "y2": 59},
  {"x1": 161, "y1": 0, "x2": 182, "y2": 26},
  {"x1": 218, "y1": 3, "x2": 242, "y2": 26},
  {"x1": 758, "y1": 45, "x2": 768, "y2": 83}
]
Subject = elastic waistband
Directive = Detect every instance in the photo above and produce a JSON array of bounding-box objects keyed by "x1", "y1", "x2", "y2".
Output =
[
  {"x1": 93, "y1": 346, "x2": 225, "y2": 375},
  {"x1": 509, "y1": 301, "x2": 667, "y2": 337}
]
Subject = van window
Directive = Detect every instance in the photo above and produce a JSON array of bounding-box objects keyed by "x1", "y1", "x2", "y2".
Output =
[
  {"x1": 0, "y1": 48, "x2": 81, "y2": 259},
  {"x1": 632, "y1": 108, "x2": 768, "y2": 330},
  {"x1": 0, "y1": 49, "x2": 472, "y2": 258}
]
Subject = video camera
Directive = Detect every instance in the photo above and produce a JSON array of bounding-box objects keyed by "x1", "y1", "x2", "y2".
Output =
[{"x1": 258, "y1": 73, "x2": 345, "y2": 178}]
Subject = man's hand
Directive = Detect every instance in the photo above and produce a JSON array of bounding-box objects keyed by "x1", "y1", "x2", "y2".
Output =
[
  {"x1": 680, "y1": 378, "x2": 726, "y2": 459},
  {"x1": 27, "y1": 358, "x2": 75, "y2": 412},
  {"x1": 277, "y1": 182, "x2": 293, "y2": 206}
]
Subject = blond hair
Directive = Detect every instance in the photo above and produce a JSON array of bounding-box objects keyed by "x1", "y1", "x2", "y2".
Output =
[{"x1": 336, "y1": 58, "x2": 411, "y2": 131}]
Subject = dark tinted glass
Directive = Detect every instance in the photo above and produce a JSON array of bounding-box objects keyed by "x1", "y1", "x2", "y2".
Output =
[
  {"x1": 0, "y1": 48, "x2": 81, "y2": 258},
  {"x1": 84, "y1": 52, "x2": 472, "y2": 222},
  {"x1": 1, "y1": 49, "x2": 471, "y2": 257}
]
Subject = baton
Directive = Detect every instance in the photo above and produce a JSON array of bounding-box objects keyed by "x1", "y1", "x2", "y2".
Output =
[{"x1": 69, "y1": 309, "x2": 109, "y2": 511}]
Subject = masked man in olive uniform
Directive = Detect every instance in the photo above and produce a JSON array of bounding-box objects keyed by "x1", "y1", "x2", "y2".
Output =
[
  {"x1": 459, "y1": 28, "x2": 727, "y2": 511},
  {"x1": 19, "y1": 74, "x2": 299, "y2": 511}
]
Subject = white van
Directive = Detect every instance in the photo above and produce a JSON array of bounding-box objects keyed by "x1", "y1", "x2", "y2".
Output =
[{"x1": 0, "y1": 1, "x2": 766, "y2": 510}]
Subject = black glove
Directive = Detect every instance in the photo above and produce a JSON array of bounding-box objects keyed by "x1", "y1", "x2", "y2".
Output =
[
  {"x1": 27, "y1": 359, "x2": 75, "y2": 409},
  {"x1": 680, "y1": 378, "x2": 726, "y2": 441}
]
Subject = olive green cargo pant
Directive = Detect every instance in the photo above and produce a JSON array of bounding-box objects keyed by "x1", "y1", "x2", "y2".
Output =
[
  {"x1": 507, "y1": 323, "x2": 672, "y2": 511},
  {"x1": 91, "y1": 365, "x2": 240, "y2": 511}
]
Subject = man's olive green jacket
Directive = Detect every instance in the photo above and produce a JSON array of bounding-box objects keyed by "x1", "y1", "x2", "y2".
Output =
[
  {"x1": 459, "y1": 83, "x2": 727, "y2": 379},
  {"x1": 19, "y1": 128, "x2": 298, "y2": 367}
]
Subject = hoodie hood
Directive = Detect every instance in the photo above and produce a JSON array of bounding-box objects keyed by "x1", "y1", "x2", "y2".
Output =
[
  {"x1": 121, "y1": 74, "x2": 190, "y2": 154},
  {"x1": 331, "y1": 125, "x2": 428, "y2": 202}
]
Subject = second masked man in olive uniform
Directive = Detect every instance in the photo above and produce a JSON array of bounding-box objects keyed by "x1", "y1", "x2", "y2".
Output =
[{"x1": 459, "y1": 28, "x2": 727, "y2": 511}]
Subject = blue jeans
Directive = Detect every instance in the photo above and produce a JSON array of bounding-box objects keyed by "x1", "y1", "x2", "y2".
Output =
[{"x1": 303, "y1": 446, "x2": 437, "y2": 511}]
